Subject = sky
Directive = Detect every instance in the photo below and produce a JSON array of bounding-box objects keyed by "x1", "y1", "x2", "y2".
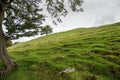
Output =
[{"x1": 13, "y1": 0, "x2": 120, "y2": 42}]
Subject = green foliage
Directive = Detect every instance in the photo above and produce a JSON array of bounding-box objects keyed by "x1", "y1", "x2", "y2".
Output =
[
  {"x1": 0, "y1": 22, "x2": 120, "y2": 80},
  {"x1": 4, "y1": 0, "x2": 45, "y2": 39},
  {"x1": 2, "y1": 0, "x2": 83, "y2": 39},
  {"x1": 40, "y1": 25, "x2": 53, "y2": 35}
]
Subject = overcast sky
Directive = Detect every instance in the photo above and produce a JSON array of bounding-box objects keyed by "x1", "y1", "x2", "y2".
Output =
[{"x1": 13, "y1": 0, "x2": 120, "y2": 42}]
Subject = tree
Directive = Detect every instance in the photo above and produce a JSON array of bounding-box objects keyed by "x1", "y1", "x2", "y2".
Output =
[
  {"x1": 0, "y1": 0, "x2": 83, "y2": 74},
  {"x1": 41, "y1": 25, "x2": 53, "y2": 36}
]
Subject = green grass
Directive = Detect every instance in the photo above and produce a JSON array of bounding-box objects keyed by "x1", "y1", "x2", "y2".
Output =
[{"x1": 0, "y1": 22, "x2": 120, "y2": 80}]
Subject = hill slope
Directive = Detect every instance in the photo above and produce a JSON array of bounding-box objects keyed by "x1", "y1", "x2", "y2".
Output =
[{"x1": 0, "y1": 22, "x2": 120, "y2": 80}]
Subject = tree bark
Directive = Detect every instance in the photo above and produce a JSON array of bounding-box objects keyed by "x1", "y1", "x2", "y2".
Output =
[{"x1": 0, "y1": 7, "x2": 16, "y2": 75}]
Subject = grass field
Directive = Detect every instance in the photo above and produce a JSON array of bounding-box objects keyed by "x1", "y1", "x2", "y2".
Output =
[{"x1": 0, "y1": 22, "x2": 120, "y2": 80}]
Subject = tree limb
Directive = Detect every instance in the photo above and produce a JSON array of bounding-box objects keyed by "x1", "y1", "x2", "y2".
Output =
[
  {"x1": 0, "y1": 0, "x2": 3, "y2": 11},
  {"x1": 9, "y1": 0, "x2": 14, "y2": 4}
]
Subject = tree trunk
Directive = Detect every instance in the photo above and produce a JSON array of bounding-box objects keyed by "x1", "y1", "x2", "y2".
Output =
[{"x1": 0, "y1": 8, "x2": 16, "y2": 75}]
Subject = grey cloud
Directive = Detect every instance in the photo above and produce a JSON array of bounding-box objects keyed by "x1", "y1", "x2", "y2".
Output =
[
  {"x1": 94, "y1": 15, "x2": 116, "y2": 26},
  {"x1": 82, "y1": 0, "x2": 120, "y2": 26}
]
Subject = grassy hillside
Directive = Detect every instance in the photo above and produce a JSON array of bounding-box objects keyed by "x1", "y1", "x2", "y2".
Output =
[{"x1": 0, "y1": 22, "x2": 120, "y2": 80}]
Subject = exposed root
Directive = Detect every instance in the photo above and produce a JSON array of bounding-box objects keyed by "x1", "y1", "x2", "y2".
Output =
[
  {"x1": 0, "y1": 67, "x2": 11, "y2": 75},
  {"x1": 0, "y1": 61, "x2": 17, "y2": 76}
]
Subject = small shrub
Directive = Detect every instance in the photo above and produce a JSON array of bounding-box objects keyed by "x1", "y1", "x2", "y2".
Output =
[{"x1": 6, "y1": 39, "x2": 13, "y2": 47}]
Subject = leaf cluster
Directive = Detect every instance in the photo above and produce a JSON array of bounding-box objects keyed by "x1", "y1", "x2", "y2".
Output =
[
  {"x1": 40, "y1": 25, "x2": 53, "y2": 35},
  {"x1": 2, "y1": 0, "x2": 83, "y2": 39}
]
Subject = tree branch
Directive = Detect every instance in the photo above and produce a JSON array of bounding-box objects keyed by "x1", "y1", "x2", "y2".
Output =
[
  {"x1": 9, "y1": 0, "x2": 14, "y2": 4},
  {"x1": 0, "y1": 0, "x2": 3, "y2": 11}
]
